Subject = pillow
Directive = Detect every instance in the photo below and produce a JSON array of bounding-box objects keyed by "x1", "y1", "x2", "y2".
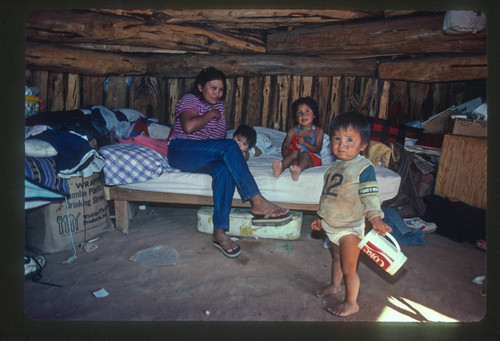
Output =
[
  {"x1": 99, "y1": 144, "x2": 169, "y2": 185},
  {"x1": 25, "y1": 139, "x2": 58, "y2": 157}
]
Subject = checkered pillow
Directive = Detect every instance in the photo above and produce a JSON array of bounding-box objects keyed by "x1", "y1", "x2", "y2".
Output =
[{"x1": 99, "y1": 144, "x2": 169, "y2": 185}]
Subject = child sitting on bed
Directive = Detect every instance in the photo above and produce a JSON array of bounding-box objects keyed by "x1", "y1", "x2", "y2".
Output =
[
  {"x1": 311, "y1": 111, "x2": 392, "y2": 317},
  {"x1": 272, "y1": 97, "x2": 324, "y2": 181},
  {"x1": 233, "y1": 124, "x2": 260, "y2": 160}
]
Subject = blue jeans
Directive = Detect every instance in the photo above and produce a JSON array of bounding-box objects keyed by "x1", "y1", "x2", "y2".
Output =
[{"x1": 168, "y1": 138, "x2": 261, "y2": 231}]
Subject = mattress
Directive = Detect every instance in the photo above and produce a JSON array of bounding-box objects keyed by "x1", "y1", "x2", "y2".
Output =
[
  {"x1": 197, "y1": 207, "x2": 303, "y2": 240},
  {"x1": 116, "y1": 127, "x2": 401, "y2": 205}
]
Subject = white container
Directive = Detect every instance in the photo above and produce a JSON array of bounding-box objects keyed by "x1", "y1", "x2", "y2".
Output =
[
  {"x1": 197, "y1": 206, "x2": 302, "y2": 240},
  {"x1": 357, "y1": 229, "x2": 407, "y2": 275}
]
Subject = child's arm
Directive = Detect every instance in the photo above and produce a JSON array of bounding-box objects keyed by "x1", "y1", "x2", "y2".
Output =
[
  {"x1": 297, "y1": 127, "x2": 324, "y2": 154},
  {"x1": 369, "y1": 216, "x2": 392, "y2": 236},
  {"x1": 281, "y1": 127, "x2": 296, "y2": 157},
  {"x1": 244, "y1": 150, "x2": 250, "y2": 161}
]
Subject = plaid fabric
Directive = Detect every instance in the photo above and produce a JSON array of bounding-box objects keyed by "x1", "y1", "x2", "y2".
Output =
[
  {"x1": 368, "y1": 117, "x2": 423, "y2": 144},
  {"x1": 99, "y1": 144, "x2": 169, "y2": 185},
  {"x1": 25, "y1": 156, "x2": 70, "y2": 196}
]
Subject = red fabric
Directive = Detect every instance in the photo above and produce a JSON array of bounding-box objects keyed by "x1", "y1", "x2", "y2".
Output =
[{"x1": 285, "y1": 135, "x2": 322, "y2": 167}]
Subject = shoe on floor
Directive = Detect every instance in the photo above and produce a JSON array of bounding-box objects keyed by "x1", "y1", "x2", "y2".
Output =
[{"x1": 403, "y1": 217, "x2": 437, "y2": 233}]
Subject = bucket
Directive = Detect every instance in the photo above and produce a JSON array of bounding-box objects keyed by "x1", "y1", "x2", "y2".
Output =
[{"x1": 357, "y1": 229, "x2": 407, "y2": 275}]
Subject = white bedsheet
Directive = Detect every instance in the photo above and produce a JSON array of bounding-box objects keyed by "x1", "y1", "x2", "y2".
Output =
[{"x1": 117, "y1": 127, "x2": 401, "y2": 205}]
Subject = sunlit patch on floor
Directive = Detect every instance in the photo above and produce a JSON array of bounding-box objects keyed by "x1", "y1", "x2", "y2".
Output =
[{"x1": 376, "y1": 296, "x2": 459, "y2": 322}]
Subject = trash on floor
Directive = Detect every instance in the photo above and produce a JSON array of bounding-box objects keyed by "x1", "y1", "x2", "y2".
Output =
[
  {"x1": 129, "y1": 245, "x2": 179, "y2": 267},
  {"x1": 93, "y1": 288, "x2": 109, "y2": 298}
]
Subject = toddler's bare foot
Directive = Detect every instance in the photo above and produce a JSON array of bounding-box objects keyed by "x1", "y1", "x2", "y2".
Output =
[
  {"x1": 290, "y1": 164, "x2": 301, "y2": 181},
  {"x1": 316, "y1": 284, "x2": 342, "y2": 298},
  {"x1": 327, "y1": 302, "x2": 359, "y2": 317},
  {"x1": 272, "y1": 160, "x2": 282, "y2": 177}
]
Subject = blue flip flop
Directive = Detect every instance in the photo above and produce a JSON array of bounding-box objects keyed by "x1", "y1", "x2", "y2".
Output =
[
  {"x1": 212, "y1": 239, "x2": 241, "y2": 258},
  {"x1": 251, "y1": 211, "x2": 292, "y2": 226}
]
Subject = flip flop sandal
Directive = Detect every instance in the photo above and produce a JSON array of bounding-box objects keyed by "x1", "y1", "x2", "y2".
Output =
[
  {"x1": 251, "y1": 211, "x2": 292, "y2": 226},
  {"x1": 212, "y1": 238, "x2": 241, "y2": 258}
]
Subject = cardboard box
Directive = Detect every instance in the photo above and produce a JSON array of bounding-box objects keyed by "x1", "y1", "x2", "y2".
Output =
[
  {"x1": 197, "y1": 206, "x2": 302, "y2": 240},
  {"x1": 447, "y1": 118, "x2": 487, "y2": 138},
  {"x1": 25, "y1": 173, "x2": 115, "y2": 254}
]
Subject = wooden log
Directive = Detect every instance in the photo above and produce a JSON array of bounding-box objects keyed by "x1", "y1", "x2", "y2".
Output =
[
  {"x1": 267, "y1": 13, "x2": 486, "y2": 58},
  {"x1": 167, "y1": 78, "x2": 180, "y2": 125},
  {"x1": 65, "y1": 74, "x2": 80, "y2": 110},
  {"x1": 224, "y1": 78, "x2": 235, "y2": 130},
  {"x1": 328, "y1": 76, "x2": 342, "y2": 126},
  {"x1": 378, "y1": 81, "x2": 391, "y2": 119},
  {"x1": 245, "y1": 77, "x2": 263, "y2": 127},
  {"x1": 232, "y1": 77, "x2": 244, "y2": 129},
  {"x1": 378, "y1": 55, "x2": 487, "y2": 82},
  {"x1": 276, "y1": 75, "x2": 291, "y2": 131},
  {"x1": 26, "y1": 42, "x2": 148, "y2": 76},
  {"x1": 26, "y1": 10, "x2": 265, "y2": 54},
  {"x1": 301, "y1": 76, "x2": 313, "y2": 97},
  {"x1": 388, "y1": 81, "x2": 409, "y2": 124},
  {"x1": 92, "y1": 9, "x2": 379, "y2": 29},
  {"x1": 148, "y1": 54, "x2": 378, "y2": 78},
  {"x1": 409, "y1": 83, "x2": 430, "y2": 122},
  {"x1": 81, "y1": 76, "x2": 105, "y2": 107},
  {"x1": 314, "y1": 77, "x2": 332, "y2": 130},
  {"x1": 27, "y1": 41, "x2": 378, "y2": 78},
  {"x1": 105, "y1": 76, "x2": 128, "y2": 109},
  {"x1": 129, "y1": 76, "x2": 162, "y2": 119},
  {"x1": 261, "y1": 76, "x2": 272, "y2": 128},
  {"x1": 32, "y1": 70, "x2": 48, "y2": 103},
  {"x1": 47, "y1": 72, "x2": 64, "y2": 111},
  {"x1": 342, "y1": 77, "x2": 356, "y2": 112}
]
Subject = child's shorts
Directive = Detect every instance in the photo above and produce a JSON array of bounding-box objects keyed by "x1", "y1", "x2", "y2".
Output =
[{"x1": 322, "y1": 219, "x2": 365, "y2": 246}]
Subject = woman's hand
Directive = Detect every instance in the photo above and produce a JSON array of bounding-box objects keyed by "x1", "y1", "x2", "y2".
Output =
[
  {"x1": 369, "y1": 216, "x2": 392, "y2": 236},
  {"x1": 311, "y1": 217, "x2": 322, "y2": 231},
  {"x1": 207, "y1": 108, "x2": 221, "y2": 120}
]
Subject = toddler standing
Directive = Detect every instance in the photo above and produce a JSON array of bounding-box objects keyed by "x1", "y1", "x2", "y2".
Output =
[{"x1": 311, "y1": 111, "x2": 392, "y2": 317}]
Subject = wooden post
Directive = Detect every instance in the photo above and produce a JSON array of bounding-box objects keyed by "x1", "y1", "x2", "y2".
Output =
[
  {"x1": 261, "y1": 76, "x2": 272, "y2": 128},
  {"x1": 105, "y1": 76, "x2": 128, "y2": 109},
  {"x1": 245, "y1": 77, "x2": 263, "y2": 127},
  {"x1": 47, "y1": 72, "x2": 64, "y2": 111},
  {"x1": 65, "y1": 74, "x2": 80, "y2": 110}
]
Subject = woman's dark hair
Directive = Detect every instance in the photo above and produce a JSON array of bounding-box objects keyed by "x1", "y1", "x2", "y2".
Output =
[
  {"x1": 233, "y1": 124, "x2": 257, "y2": 148},
  {"x1": 330, "y1": 111, "x2": 371, "y2": 143},
  {"x1": 191, "y1": 67, "x2": 227, "y2": 101},
  {"x1": 291, "y1": 97, "x2": 320, "y2": 126}
]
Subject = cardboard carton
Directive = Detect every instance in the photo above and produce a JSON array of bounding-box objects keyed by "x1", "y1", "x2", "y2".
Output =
[
  {"x1": 447, "y1": 118, "x2": 487, "y2": 138},
  {"x1": 25, "y1": 173, "x2": 114, "y2": 254}
]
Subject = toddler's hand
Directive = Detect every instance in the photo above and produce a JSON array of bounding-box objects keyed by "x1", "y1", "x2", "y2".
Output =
[
  {"x1": 311, "y1": 217, "x2": 322, "y2": 231},
  {"x1": 297, "y1": 136, "x2": 305, "y2": 145},
  {"x1": 370, "y1": 216, "x2": 392, "y2": 236}
]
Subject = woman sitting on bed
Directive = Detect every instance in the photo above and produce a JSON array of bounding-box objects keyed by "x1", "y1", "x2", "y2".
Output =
[{"x1": 167, "y1": 67, "x2": 292, "y2": 258}]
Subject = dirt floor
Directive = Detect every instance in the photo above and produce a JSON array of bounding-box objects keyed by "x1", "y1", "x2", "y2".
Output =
[{"x1": 22, "y1": 203, "x2": 491, "y2": 339}]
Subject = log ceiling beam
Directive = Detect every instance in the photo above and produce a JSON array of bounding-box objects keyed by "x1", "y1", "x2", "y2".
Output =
[
  {"x1": 26, "y1": 9, "x2": 266, "y2": 54},
  {"x1": 91, "y1": 9, "x2": 381, "y2": 29},
  {"x1": 378, "y1": 54, "x2": 487, "y2": 83},
  {"x1": 25, "y1": 42, "x2": 377, "y2": 77},
  {"x1": 267, "y1": 13, "x2": 486, "y2": 59}
]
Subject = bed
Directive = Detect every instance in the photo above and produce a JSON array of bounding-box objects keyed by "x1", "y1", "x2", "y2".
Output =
[{"x1": 103, "y1": 127, "x2": 402, "y2": 233}]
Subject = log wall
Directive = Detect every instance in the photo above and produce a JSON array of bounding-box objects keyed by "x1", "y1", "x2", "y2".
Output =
[{"x1": 25, "y1": 69, "x2": 486, "y2": 132}]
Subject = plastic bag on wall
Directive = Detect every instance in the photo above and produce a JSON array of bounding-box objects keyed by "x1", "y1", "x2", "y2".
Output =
[{"x1": 443, "y1": 10, "x2": 487, "y2": 35}]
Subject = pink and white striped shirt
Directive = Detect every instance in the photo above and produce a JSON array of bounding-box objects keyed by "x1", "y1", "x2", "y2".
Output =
[{"x1": 170, "y1": 93, "x2": 226, "y2": 140}]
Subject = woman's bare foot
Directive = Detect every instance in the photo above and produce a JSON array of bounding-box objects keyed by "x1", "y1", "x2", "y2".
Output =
[
  {"x1": 272, "y1": 160, "x2": 282, "y2": 177},
  {"x1": 290, "y1": 164, "x2": 301, "y2": 181},
  {"x1": 316, "y1": 284, "x2": 342, "y2": 298},
  {"x1": 327, "y1": 302, "x2": 359, "y2": 317},
  {"x1": 212, "y1": 229, "x2": 239, "y2": 253},
  {"x1": 250, "y1": 194, "x2": 289, "y2": 218}
]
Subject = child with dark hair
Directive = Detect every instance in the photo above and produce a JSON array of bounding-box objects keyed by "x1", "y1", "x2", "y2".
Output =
[
  {"x1": 233, "y1": 124, "x2": 257, "y2": 160},
  {"x1": 311, "y1": 111, "x2": 392, "y2": 317},
  {"x1": 272, "y1": 96, "x2": 324, "y2": 181}
]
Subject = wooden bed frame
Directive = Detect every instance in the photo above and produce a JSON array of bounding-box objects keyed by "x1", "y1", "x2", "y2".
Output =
[{"x1": 105, "y1": 186, "x2": 319, "y2": 234}]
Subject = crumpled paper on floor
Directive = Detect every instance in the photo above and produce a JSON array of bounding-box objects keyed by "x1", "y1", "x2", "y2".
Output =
[{"x1": 129, "y1": 245, "x2": 179, "y2": 267}]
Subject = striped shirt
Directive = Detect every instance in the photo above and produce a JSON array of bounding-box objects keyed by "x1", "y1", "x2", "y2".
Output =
[{"x1": 170, "y1": 93, "x2": 226, "y2": 140}]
